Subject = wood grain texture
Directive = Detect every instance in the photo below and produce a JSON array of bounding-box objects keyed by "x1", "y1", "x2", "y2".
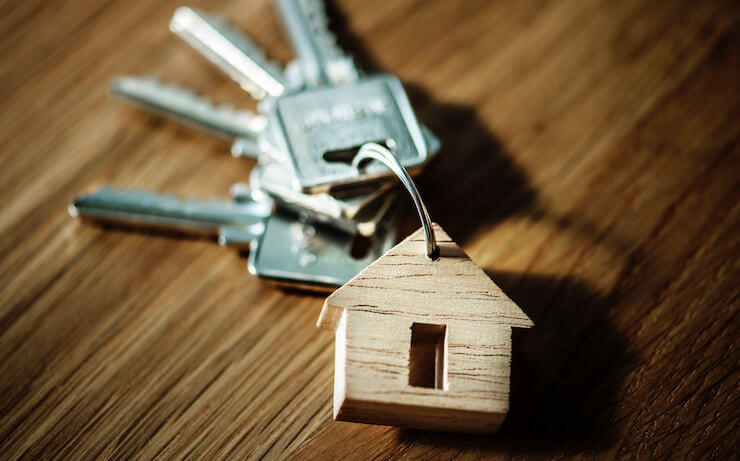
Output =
[
  {"x1": 0, "y1": 0, "x2": 738, "y2": 459},
  {"x1": 319, "y1": 224, "x2": 533, "y2": 432}
]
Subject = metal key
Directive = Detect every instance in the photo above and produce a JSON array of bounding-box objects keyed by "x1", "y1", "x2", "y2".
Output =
[
  {"x1": 250, "y1": 124, "x2": 439, "y2": 235},
  {"x1": 111, "y1": 76, "x2": 266, "y2": 158},
  {"x1": 249, "y1": 211, "x2": 397, "y2": 290},
  {"x1": 231, "y1": 184, "x2": 399, "y2": 290},
  {"x1": 255, "y1": 0, "x2": 430, "y2": 192},
  {"x1": 70, "y1": 185, "x2": 400, "y2": 288},
  {"x1": 261, "y1": 74, "x2": 428, "y2": 193},
  {"x1": 107, "y1": 75, "x2": 432, "y2": 235},
  {"x1": 273, "y1": 0, "x2": 358, "y2": 86},
  {"x1": 162, "y1": 4, "x2": 435, "y2": 192},
  {"x1": 248, "y1": 161, "x2": 397, "y2": 236},
  {"x1": 170, "y1": 6, "x2": 288, "y2": 99}
]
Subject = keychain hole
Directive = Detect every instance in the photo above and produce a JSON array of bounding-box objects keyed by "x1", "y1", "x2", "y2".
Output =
[
  {"x1": 323, "y1": 140, "x2": 391, "y2": 165},
  {"x1": 408, "y1": 323, "x2": 448, "y2": 390}
]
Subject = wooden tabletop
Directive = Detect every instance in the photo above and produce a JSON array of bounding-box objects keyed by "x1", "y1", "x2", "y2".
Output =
[{"x1": 1, "y1": 0, "x2": 738, "y2": 459}]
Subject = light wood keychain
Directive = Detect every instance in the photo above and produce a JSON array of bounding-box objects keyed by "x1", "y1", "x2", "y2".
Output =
[{"x1": 317, "y1": 143, "x2": 533, "y2": 433}]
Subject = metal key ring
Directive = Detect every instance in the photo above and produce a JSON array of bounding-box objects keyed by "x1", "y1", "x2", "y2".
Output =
[{"x1": 352, "y1": 142, "x2": 439, "y2": 260}]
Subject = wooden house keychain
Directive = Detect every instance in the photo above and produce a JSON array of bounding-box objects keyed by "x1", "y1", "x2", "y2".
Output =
[{"x1": 317, "y1": 143, "x2": 534, "y2": 433}]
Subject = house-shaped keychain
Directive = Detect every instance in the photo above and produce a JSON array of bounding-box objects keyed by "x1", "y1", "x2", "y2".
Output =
[{"x1": 317, "y1": 144, "x2": 533, "y2": 433}]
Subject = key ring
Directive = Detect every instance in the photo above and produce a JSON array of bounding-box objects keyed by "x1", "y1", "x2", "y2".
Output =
[{"x1": 352, "y1": 143, "x2": 439, "y2": 260}]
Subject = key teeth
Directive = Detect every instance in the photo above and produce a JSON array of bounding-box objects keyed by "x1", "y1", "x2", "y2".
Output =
[
  {"x1": 110, "y1": 76, "x2": 267, "y2": 135},
  {"x1": 295, "y1": 0, "x2": 359, "y2": 80},
  {"x1": 114, "y1": 76, "x2": 235, "y2": 116},
  {"x1": 171, "y1": 6, "x2": 286, "y2": 98},
  {"x1": 205, "y1": 12, "x2": 286, "y2": 79}
]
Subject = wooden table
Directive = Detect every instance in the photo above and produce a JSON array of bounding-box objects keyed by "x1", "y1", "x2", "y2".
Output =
[{"x1": 1, "y1": 0, "x2": 738, "y2": 458}]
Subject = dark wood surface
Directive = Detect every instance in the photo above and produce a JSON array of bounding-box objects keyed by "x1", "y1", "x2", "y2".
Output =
[{"x1": 1, "y1": 0, "x2": 738, "y2": 459}]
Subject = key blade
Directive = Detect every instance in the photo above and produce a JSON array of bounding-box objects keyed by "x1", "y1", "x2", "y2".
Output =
[
  {"x1": 274, "y1": 0, "x2": 358, "y2": 86},
  {"x1": 110, "y1": 76, "x2": 267, "y2": 144},
  {"x1": 218, "y1": 222, "x2": 265, "y2": 248},
  {"x1": 70, "y1": 186, "x2": 272, "y2": 236},
  {"x1": 170, "y1": 6, "x2": 287, "y2": 99},
  {"x1": 421, "y1": 124, "x2": 441, "y2": 157}
]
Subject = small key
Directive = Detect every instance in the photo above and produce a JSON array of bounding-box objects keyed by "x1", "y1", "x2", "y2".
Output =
[
  {"x1": 249, "y1": 212, "x2": 397, "y2": 290},
  {"x1": 261, "y1": 74, "x2": 428, "y2": 192},
  {"x1": 170, "y1": 6, "x2": 288, "y2": 99},
  {"x1": 106, "y1": 76, "x2": 435, "y2": 234},
  {"x1": 248, "y1": 161, "x2": 397, "y2": 236},
  {"x1": 70, "y1": 185, "x2": 400, "y2": 288},
  {"x1": 273, "y1": 0, "x2": 358, "y2": 86},
  {"x1": 249, "y1": 125, "x2": 439, "y2": 235},
  {"x1": 231, "y1": 185, "x2": 400, "y2": 290},
  {"x1": 165, "y1": 4, "x2": 436, "y2": 192},
  {"x1": 259, "y1": 0, "x2": 430, "y2": 192},
  {"x1": 111, "y1": 76, "x2": 267, "y2": 158}
]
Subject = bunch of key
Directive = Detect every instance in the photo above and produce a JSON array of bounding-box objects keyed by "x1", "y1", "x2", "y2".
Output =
[{"x1": 69, "y1": 1, "x2": 440, "y2": 290}]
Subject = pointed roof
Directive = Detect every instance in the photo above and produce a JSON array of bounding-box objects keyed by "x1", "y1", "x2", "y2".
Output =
[{"x1": 318, "y1": 223, "x2": 533, "y2": 331}]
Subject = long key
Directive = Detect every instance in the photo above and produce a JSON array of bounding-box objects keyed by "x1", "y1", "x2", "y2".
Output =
[
  {"x1": 273, "y1": 0, "x2": 358, "y2": 86},
  {"x1": 111, "y1": 76, "x2": 266, "y2": 158},
  {"x1": 170, "y1": 6, "x2": 288, "y2": 99},
  {"x1": 71, "y1": 186, "x2": 399, "y2": 288},
  {"x1": 69, "y1": 186, "x2": 271, "y2": 246}
]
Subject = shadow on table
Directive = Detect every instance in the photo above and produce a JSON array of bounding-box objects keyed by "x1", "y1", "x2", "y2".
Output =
[
  {"x1": 324, "y1": 0, "x2": 540, "y2": 244},
  {"x1": 326, "y1": 1, "x2": 635, "y2": 454},
  {"x1": 396, "y1": 272, "x2": 633, "y2": 454},
  {"x1": 326, "y1": 2, "x2": 631, "y2": 255}
]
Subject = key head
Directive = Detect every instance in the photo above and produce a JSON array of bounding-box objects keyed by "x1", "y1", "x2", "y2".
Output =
[
  {"x1": 248, "y1": 210, "x2": 398, "y2": 290},
  {"x1": 264, "y1": 74, "x2": 428, "y2": 193}
]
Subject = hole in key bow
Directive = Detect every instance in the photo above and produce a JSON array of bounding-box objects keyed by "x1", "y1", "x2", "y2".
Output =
[{"x1": 322, "y1": 139, "x2": 395, "y2": 165}]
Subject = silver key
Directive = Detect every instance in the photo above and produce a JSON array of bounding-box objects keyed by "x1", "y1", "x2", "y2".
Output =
[
  {"x1": 230, "y1": 178, "x2": 400, "y2": 291},
  {"x1": 273, "y1": 0, "x2": 358, "y2": 86},
  {"x1": 105, "y1": 75, "x2": 434, "y2": 233},
  {"x1": 111, "y1": 76, "x2": 267, "y2": 158},
  {"x1": 250, "y1": 124, "x2": 439, "y2": 235},
  {"x1": 69, "y1": 186, "x2": 271, "y2": 246},
  {"x1": 170, "y1": 6, "x2": 288, "y2": 99},
  {"x1": 262, "y1": 74, "x2": 429, "y2": 192},
  {"x1": 248, "y1": 161, "x2": 397, "y2": 236},
  {"x1": 249, "y1": 212, "x2": 397, "y2": 290},
  {"x1": 71, "y1": 185, "x2": 400, "y2": 288},
  {"x1": 166, "y1": 4, "x2": 434, "y2": 192}
]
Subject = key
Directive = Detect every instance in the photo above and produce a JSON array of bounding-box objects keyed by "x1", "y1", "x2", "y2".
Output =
[
  {"x1": 170, "y1": 6, "x2": 287, "y2": 99},
  {"x1": 70, "y1": 185, "x2": 400, "y2": 288},
  {"x1": 166, "y1": 4, "x2": 437, "y2": 191},
  {"x1": 273, "y1": 0, "x2": 358, "y2": 86},
  {"x1": 249, "y1": 211, "x2": 398, "y2": 291},
  {"x1": 228, "y1": 184, "x2": 400, "y2": 290},
  {"x1": 111, "y1": 76, "x2": 267, "y2": 158},
  {"x1": 247, "y1": 161, "x2": 397, "y2": 236},
  {"x1": 249, "y1": 124, "x2": 439, "y2": 235},
  {"x1": 107, "y1": 75, "x2": 435, "y2": 234},
  {"x1": 262, "y1": 74, "x2": 429, "y2": 193},
  {"x1": 257, "y1": 0, "x2": 430, "y2": 192},
  {"x1": 69, "y1": 186, "x2": 271, "y2": 245}
]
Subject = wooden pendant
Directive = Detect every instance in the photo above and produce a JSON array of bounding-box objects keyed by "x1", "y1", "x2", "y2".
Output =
[{"x1": 317, "y1": 223, "x2": 533, "y2": 433}]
